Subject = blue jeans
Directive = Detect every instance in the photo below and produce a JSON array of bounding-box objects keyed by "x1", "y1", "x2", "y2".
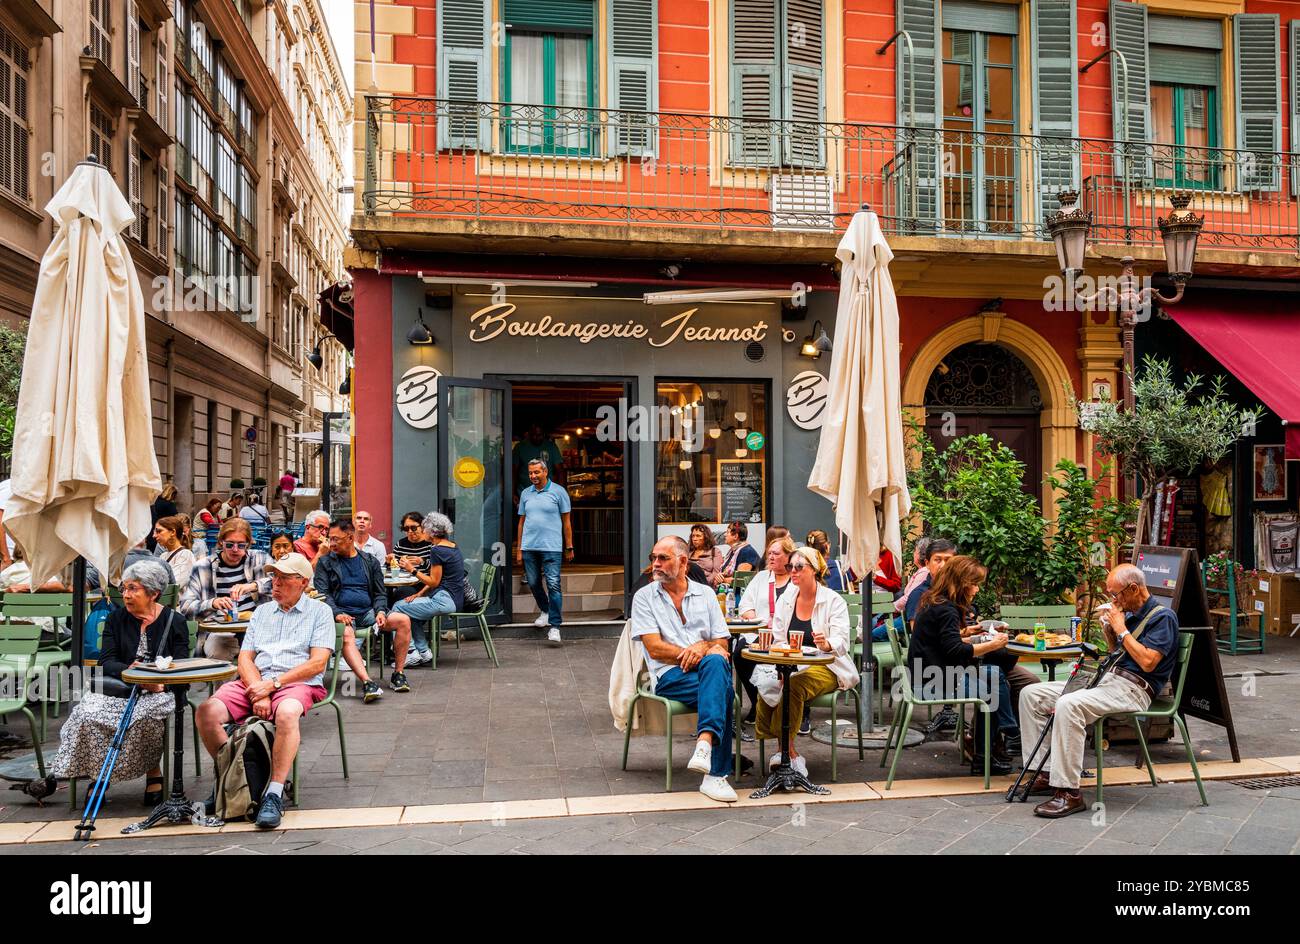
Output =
[
  {"x1": 653, "y1": 654, "x2": 734, "y2": 777},
  {"x1": 871, "y1": 615, "x2": 904, "y2": 643},
  {"x1": 962, "y1": 665, "x2": 1019, "y2": 748},
  {"x1": 394, "y1": 590, "x2": 456, "y2": 654},
  {"x1": 522, "y1": 550, "x2": 563, "y2": 626}
]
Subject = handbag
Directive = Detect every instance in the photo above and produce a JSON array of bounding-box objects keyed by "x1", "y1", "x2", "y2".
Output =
[{"x1": 461, "y1": 582, "x2": 483, "y2": 611}]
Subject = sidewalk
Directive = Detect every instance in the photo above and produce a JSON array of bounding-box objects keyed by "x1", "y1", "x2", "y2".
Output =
[{"x1": 2, "y1": 632, "x2": 1298, "y2": 830}]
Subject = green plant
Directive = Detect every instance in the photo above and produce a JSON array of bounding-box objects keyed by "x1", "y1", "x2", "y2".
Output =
[
  {"x1": 1080, "y1": 356, "x2": 1260, "y2": 552},
  {"x1": 1039, "y1": 459, "x2": 1136, "y2": 644},
  {"x1": 229, "y1": 479, "x2": 245, "y2": 489},
  {"x1": 906, "y1": 419, "x2": 1046, "y2": 613},
  {"x1": 0, "y1": 322, "x2": 26, "y2": 460},
  {"x1": 252, "y1": 476, "x2": 267, "y2": 487}
]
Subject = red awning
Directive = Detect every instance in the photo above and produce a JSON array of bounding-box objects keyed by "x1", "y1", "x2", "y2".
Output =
[{"x1": 1169, "y1": 297, "x2": 1300, "y2": 459}]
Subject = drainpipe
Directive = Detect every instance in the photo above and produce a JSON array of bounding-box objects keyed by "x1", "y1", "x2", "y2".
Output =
[{"x1": 51, "y1": 0, "x2": 65, "y2": 191}]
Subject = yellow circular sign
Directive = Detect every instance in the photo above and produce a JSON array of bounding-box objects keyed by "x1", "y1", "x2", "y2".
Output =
[{"x1": 452, "y1": 456, "x2": 486, "y2": 488}]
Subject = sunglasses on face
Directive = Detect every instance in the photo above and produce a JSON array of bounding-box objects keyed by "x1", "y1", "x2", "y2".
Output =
[
  {"x1": 403, "y1": 524, "x2": 420, "y2": 532},
  {"x1": 649, "y1": 553, "x2": 673, "y2": 563},
  {"x1": 221, "y1": 541, "x2": 250, "y2": 551},
  {"x1": 790, "y1": 562, "x2": 808, "y2": 572}
]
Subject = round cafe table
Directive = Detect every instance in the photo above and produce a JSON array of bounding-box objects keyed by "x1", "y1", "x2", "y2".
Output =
[
  {"x1": 1005, "y1": 642, "x2": 1083, "y2": 681},
  {"x1": 198, "y1": 616, "x2": 251, "y2": 634},
  {"x1": 741, "y1": 647, "x2": 836, "y2": 797},
  {"x1": 119, "y1": 660, "x2": 239, "y2": 835}
]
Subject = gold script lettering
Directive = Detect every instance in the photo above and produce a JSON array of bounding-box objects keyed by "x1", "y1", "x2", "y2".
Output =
[
  {"x1": 648, "y1": 308, "x2": 698, "y2": 347},
  {"x1": 469, "y1": 303, "x2": 514, "y2": 341}
]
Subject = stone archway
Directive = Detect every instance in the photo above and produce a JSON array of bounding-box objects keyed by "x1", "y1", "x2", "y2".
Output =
[{"x1": 903, "y1": 312, "x2": 1077, "y2": 518}]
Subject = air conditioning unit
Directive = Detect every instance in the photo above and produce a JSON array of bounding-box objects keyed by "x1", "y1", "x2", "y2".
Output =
[{"x1": 769, "y1": 174, "x2": 835, "y2": 232}]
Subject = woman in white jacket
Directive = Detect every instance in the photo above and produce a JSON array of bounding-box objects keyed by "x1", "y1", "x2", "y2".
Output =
[{"x1": 757, "y1": 546, "x2": 859, "y2": 776}]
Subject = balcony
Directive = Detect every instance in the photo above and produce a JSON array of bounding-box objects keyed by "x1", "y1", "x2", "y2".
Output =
[{"x1": 357, "y1": 96, "x2": 1300, "y2": 271}]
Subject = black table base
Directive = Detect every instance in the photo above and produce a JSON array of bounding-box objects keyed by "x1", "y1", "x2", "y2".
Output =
[
  {"x1": 748, "y1": 661, "x2": 831, "y2": 798},
  {"x1": 122, "y1": 688, "x2": 221, "y2": 834}
]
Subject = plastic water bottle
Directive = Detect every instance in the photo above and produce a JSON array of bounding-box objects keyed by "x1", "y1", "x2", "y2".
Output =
[{"x1": 725, "y1": 586, "x2": 737, "y2": 618}]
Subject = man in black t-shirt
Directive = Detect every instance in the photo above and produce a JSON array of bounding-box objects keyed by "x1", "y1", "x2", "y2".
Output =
[
  {"x1": 1019, "y1": 564, "x2": 1181, "y2": 819},
  {"x1": 314, "y1": 519, "x2": 389, "y2": 703}
]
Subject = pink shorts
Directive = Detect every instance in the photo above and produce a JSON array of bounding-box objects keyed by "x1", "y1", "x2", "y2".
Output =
[{"x1": 212, "y1": 680, "x2": 327, "y2": 722}]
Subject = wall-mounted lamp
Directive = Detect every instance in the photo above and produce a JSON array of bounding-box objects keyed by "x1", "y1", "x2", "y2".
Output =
[
  {"x1": 800, "y1": 320, "x2": 833, "y2": 358},
  {"x1": 338, "y1": 373, "x2": 351, "y2": 396},
  {"x1": 407, "y1": 307, "x2": 435, "y2": 345}
]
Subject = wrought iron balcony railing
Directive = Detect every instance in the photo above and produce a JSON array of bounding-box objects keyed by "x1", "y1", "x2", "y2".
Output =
[{"x1": 361, "y1": 96, "x2": 1300, "y2": 254}]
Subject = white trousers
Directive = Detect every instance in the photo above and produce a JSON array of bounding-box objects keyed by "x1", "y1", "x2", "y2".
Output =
[{"x1": 1019, "y1": 674, "x2": 1151, "y2": 789}]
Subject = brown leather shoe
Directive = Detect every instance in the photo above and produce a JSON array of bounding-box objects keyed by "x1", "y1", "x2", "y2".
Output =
[
  {"x1": 1034, "y1": 789, "x2": 1086, "y2": 818},
  {"x1": 1026, "y1": 773, "x2": 1054, "y2": 797}
]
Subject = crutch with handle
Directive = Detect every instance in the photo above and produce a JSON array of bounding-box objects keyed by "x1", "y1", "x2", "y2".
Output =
[
  {"x1": 1005, "y1": 643, "x2": 1126, "y2": 803},
  {"x1": 74, "y1": 684, "x2": 142, "y2": 840}
]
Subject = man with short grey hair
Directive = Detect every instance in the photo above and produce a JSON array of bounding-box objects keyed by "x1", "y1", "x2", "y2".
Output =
[
  {"x1": 294, "y1": 510, "x2": 330, "y2": 564},
  {"x1": 630, "y1": 535, "x2": 737, "y2": 802},
  {"x1": 515, "y1": 456, "x2": 573, "y2": 645},
  {"x1": 354, "y1": 510, "x2": 386, "y2": 564},
  {"x1": 1018, "y1": 564, "x2": 1182, "y2": 819}
]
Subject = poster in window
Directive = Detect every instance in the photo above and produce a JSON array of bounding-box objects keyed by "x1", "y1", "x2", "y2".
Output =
[
  {"x1": 716, "y1": 459, "x2": 765, "y2": 524},
  {"x1": 1253, "y1": 445, "x2": 1287, "y2": 502}
]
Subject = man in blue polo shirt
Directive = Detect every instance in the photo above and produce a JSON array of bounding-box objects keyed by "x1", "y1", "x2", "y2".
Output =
[
  {"x1": 515, "y1": 457, "x2": 573, "y2": 645},
  {"x1": 1019, "y1": 563, "x2": 1181, "y2": 819}
]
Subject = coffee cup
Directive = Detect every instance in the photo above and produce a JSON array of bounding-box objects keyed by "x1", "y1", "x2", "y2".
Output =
[
  {"x1": 789, "y1": 630, "x2": 805, "y2": 650},
  {"x1": 756, "y1": 630, "x2": 774, "y2": 650}
]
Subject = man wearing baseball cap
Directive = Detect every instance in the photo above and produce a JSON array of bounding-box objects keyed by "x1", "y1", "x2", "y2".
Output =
[{"x1": 195, "y1": 552, "x2": 336, "y2": 829}]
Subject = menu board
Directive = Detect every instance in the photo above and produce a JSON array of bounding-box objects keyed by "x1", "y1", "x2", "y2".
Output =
[
  {"x1": 717, "y1": 459, "x2": 765, "y2": 524},
  {"x1": 1133, "y1": 545, "x2": 1238, "y2": 762}
]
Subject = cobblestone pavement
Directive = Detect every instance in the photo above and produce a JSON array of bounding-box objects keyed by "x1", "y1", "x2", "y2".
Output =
[{"x1": 8, "y1": 780, "x2": 1298, "y2": 855}]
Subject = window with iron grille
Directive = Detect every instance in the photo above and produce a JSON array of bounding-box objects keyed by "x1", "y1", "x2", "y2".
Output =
[
  {"x1": 90, "y1": 0, "x2": 112, "y2": 64},
  {"x1": 0, "y1": 26, "x2": 31, "y2": 203},
  {"x1": 90, "y1": 102, "x2": 114, "y2": 171}
]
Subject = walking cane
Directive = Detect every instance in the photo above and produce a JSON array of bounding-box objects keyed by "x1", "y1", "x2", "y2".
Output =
[
  {"x1": 1005, "y1": 643, "x2": 1126, "y2": 803},
  {"x1": 74, "y1": 685, "x2": 142, "y2": 840}
]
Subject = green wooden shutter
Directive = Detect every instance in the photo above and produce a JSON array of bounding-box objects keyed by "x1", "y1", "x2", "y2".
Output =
[
  {"x1": 1033, "y1": 0, "x2": 1078, "y2": 231},
  {"x1": 438, "y1": 0, "x2": 489, "y2": 150},
  {"x1": 1108, "y1": 0, "x2": 1150, "y2": 179},
  {"x1": 502, "y1": 0, "x2": 593, "y2": 30},
  {"x1": 1149, "y1": 47, "x2": 1219, "y2": 86},
  {"x1": 730, "y1": 0, "x2": 779, "y2": 165},
  {"x1": 895, "y1": 0, "x2": 941, "y2": 230},
  {"x1": 781, "y1": 0, "x2": 825, "y2": 167},
  {"x1": 1290, "y1": 20, "x2": 1300, "y2": 195},
  {"x1": 1234, "y1": 13, "x2": 1281, "y2": 192},
  {"x1": 609, "y1": 0, "x2": 657, "y2": 157}
]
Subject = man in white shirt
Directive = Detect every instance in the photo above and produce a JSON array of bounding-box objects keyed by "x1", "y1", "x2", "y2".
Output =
[
  {"x1": 354, "y1": 510, "x2": 386, "y2": 564},
  {"x1": 629, "y1": 535, "x2": 737, "y2": 802}
]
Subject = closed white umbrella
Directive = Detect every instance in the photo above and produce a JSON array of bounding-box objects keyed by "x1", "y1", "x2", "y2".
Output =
[
  {"x1": 5, "y1": 159, "x2": 161, "y2": 588},
  {"x1": 808, "y1": 207, "x2": 911, "y2": 579}
]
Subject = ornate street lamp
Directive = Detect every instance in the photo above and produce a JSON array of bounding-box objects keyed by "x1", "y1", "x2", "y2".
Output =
[{"x1": 1046, "y1": 190, "x2": 1204, "y2": 410}]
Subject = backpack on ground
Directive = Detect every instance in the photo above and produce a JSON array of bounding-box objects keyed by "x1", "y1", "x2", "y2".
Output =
[{"x1": 214, "y1": 719, "x2": 276, "y2": 821}]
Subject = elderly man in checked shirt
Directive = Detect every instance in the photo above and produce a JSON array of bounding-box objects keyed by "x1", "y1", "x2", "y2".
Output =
[{"x1": 195, "y1": 552, "x2": 335, "y2": 828}]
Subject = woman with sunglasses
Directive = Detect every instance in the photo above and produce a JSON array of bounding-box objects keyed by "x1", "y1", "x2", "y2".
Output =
[
  {"x1": 179, "y1": 518, "x2": 271, "y2": 661},
  {"x1": 389, "y1": 511, "x2": 436, "y2": 664},
  {"x1": 755, "y1": 546, "x2": 858, "y2": 776}
]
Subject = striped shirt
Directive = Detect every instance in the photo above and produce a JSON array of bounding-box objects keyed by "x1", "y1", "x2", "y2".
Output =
[
  {"x1": 394, "y1": 537, "x2": 433, "y2": 572},
  {"x1": 214, "y1": 561, "x2": 256, "y2": 615},
  {"x1": 241, "y1": 593, "x2": 336, "y2": 687}
]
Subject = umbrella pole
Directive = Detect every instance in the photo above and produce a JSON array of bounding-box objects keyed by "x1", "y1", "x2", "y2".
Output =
[{"x1": 71, "y1": 557, "x2": 86, "y2": 693}]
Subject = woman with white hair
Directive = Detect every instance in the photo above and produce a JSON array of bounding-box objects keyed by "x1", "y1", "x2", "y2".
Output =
[
  {"x1": 38, "y1": 558, "x2": 190, "y2": 806},
  {"x1": 382, "y1": 511, "x2": 466, "y2": 669}
]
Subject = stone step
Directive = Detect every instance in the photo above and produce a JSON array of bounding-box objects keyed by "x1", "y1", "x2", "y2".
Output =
[
  {"x1": 510, "y1": 567, "x2": 623, "y2": 594},
  {"x1": 511, "y1": 589, "x2": 624, "y2": 616}
]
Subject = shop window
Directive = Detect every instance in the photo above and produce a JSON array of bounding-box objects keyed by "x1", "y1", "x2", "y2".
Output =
[{"x1": 655, "y1": 380, "x2": 769, "y2": 525}]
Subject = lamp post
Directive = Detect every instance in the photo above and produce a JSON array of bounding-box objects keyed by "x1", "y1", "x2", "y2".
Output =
[{"x1": 1045, "y1": 190, "x2": 1204, "y2": 411}]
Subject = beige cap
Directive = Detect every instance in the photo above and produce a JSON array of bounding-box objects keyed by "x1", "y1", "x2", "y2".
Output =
[{"x1": 264, "y1": 553, "x2": 313, "y2": 580}]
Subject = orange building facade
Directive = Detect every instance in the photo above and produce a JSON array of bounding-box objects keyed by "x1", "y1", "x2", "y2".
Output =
[{"x1": 347, "y1": 0, "x2": 1300, "y2": 616}]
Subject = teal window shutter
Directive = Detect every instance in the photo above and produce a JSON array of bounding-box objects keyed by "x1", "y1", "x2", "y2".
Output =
[
  {"x1": 1032, "y1": 0, "x2": 1079, "y2": 231},
  {"x1": 781, "y1": 0, "x2": 825, "y2": 167},
  {"x1": 1149, "y1": 47, "x2": 1219, "y2": 87},
  {"x1": 1234, "y1": 12, "x2": 1281, "y2": 192},
  {"x1": 1108, "y1": 0, "x2": 1150, "y2": 179},
  {"x1": 895, "y1": 0, "x2": 941, "y2": 230},
  {"x1": 1290, "y1": 20, "x2": 1300, "y2": 196},
  {"x1": 608, "y1": 0, "x2": 658, "y2": 158},
  {"x1": 438, "y1": 0, "x2": 490, "y2": 150},
  {"x1": 730, "y1": 0, "x2": 780, "y2": 165}
]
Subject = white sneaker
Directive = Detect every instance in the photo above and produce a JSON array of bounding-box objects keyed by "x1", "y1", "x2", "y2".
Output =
[
  {"x1": 405, "y1": 649, "x2": 433, "y2": 668},
  {"x1": 791, "y1": 755, "x2": 809, "y2": 777},
  {"x1": 533, "y1": 613, "x2": 549, "y2": 628},
  {"x1": 687, "y1": 740, "x2": 712, "y2": 774},
  {"x1": 546, "y1": 627, "x2": 562, "y2": 645},
  {"x1": 768, "y1": 752, "x2": 782, "y2": 771},
  {"x1": 700, "y1": 775, "x2": 738, "y2": 803}
]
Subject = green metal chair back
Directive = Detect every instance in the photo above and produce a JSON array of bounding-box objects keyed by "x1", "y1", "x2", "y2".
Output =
[
  {"x1": 997, "y1": 604, "x2": 1076, "y2": 632},
  {"x1": 0, "y1": 620, "x2": 42, "y2": 660},
  {"x1": 730, "y1": 570, "x2": 756, "y2": 596},
  {"x1": 1, "y1": 592, "x2": 73, "y2": 620},
  {"x1": 186, "y1": 620, "x2": 200, "y2": 657}
]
